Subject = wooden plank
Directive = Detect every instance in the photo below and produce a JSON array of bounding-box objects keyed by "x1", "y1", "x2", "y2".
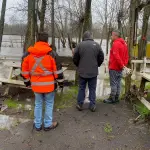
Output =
[
  {"x1": 8, "y1": 67, "x2": 13, "y2": 79},
  {"x1": 3, "y1": 62, "x2": 21, "y2": 68},
  {"x1": 131, "y1": 60, "x2": 150, "y2": 64},
  {"x1": 138, "y1": 97, "x2": 150, "y2": 110},
  {"x1": 142, "y1": 73, "x2": 150, "y2": 81},
  {"x1": 0, "y1": 78, "x2": 24, "y2": 86},
  {"x1": 131, "y1": 60, "x2": 144, "y2": 63}
]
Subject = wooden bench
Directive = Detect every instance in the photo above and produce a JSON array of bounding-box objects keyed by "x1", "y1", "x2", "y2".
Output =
[
  {"x1": 139, "y1": 73, "x2": 150, "y2": 110},
  {"x1": 131, "y1": 57, "x2": 150, "y2": 73},
  {"x1": 0, "y1": 61, "x2": 26, "y2": 88},
  {"x1": 0, "y1": 61, "x2": 67, "y2": 88}
]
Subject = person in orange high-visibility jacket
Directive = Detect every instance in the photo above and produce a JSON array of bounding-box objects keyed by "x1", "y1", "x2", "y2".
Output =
[{"x1": 21, "y1": 32, "x2": 64, "y2": 131}]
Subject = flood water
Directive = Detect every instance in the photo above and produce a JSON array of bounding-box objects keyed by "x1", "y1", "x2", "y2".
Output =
[
  {"x1": 0, "y1": 35, "x2": 109, "y2": 57},
  {"x1": 0, "y1": 35, "x2": 111, "y2": 98},
  {"x1": 0, "y1": 114, "x2": 30, "y2": 130}
]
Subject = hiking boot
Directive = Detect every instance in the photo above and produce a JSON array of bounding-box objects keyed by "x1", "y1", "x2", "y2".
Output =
[
  {"x1": 76, "y1": 104, "x2": 83, "y2": 111},
  {"x1": 103, "y1": 95, "x2": 115, "y2": 104},
  {"x1": 89, "y1": 105, "x2": 96, "y2": 112},
  {"x1": 33, "y1": 124, "x2": 42, "y2": 131},
  {"x1": 115, "y1": 95, "x2": 120, "y2": 103},
  {"x1": 44, "y1": 122, "x2": 59, "y2": 131}
]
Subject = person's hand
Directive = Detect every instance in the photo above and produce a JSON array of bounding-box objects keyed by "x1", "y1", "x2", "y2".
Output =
[
  {"x1": 24, "y1": 81, "x2": 31, "y2": 87},
  {"x1": 122, "y1": 66, "x2": 132, "y2": 77},
  {"x1": 57, "y1": 79, "x2": 64, "y2": 88}
]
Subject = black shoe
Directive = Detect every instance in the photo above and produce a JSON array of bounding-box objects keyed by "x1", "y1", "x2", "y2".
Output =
[
  {"x1": 89, "y1": 105, "x2": 96, "y2": 112},
  {"x1": 103, "y1": 95, "x2": 115, "y2": 104},
  {"x1": 44, "y1": 122, "x2": 59, "y2": 131},
  {"x1": 103, "y1": 98, "x2": 114, "y2": 104},
  {"x1": 76, "y1": 104, "x2": 83, "y2": 111},
  {"x1": 115, "y1": 96, "x2": 120, "y2": 103},
  {"x1": 33, "y1": 124, "x2": 42, "y2": 131}
]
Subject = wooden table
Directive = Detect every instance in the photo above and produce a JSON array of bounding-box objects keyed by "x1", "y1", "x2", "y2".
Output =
[{"x1": 139, "y1": 73, "x2": 150, "y2": 110}]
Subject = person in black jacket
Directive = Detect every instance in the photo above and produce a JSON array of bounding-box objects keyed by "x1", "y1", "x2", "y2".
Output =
[{"x1": 73, "y1": 31, "x2": 104, "y2": 112}]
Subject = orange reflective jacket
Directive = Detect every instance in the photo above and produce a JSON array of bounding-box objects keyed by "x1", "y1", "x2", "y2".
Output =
[{"x1": 21, "y1": 42, "x2": 63, "y2": 93}]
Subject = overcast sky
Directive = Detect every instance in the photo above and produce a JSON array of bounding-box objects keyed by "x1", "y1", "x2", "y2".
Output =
[
  {"x1": 0, "y1": 0, "x2": 123, "y2": 25},
  {"x1": 0, "y1": 0, "x2": 22, "y2": 23}
]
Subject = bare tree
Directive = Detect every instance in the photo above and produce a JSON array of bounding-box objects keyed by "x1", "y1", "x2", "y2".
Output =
[
  {"x1": 51, "y1": 0, "x2": 55, "y2": 49},
  {"x1": 24, "y1": 0, "x2": 36, "y2": 52},
  {"x1": 83, "y1": 0, "x2": 92, "y2": 33},
  {"x1": 39, "y1": 0, "x2": 47, "y2": 32},
  {"x1": 0, "y1": 0, "x2": 7, "y2": 49},
  {"x1": 125, "y1": 0, "x2": 149, "y2": 94},
  {"x1": 138, "y1": 4, "x2": 150, "y2": 59}
]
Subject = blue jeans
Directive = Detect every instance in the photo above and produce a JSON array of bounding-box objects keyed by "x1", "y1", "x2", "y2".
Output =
[
  {"x1": 109, "y1": 70, "x2": 122, "y2": 96},
  {"x1": 34, "y1": 92, "x2": 55, "y2": 128},
  {"x1": 77, "y1": 76, "x2": 97, "y2": 107}
]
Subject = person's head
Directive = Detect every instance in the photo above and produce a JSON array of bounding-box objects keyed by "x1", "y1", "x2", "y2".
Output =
[
  {"x1": 82, "y1": 31, "x2": 93, "y2": 41},
  {"x1": 111, "y1": 30, "x2": 121, "y2": 41},
  {"x1": 37, "y1": 32, "x2": 49, "y2": 43}
]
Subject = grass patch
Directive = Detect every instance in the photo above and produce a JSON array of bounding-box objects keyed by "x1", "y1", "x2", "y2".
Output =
[
  {"x1": 104, "y1": 78, "x2": 110, "y2": 84},
  {"x1": 133, "y1": 101, "x2": 150, "y2": 119},
  {"x1": 54, "y1": 86, "x2": 78, "y2": 109},
  {"x1": 4, "y1": 99, "x2": 18, "y2": 109},
  {"x1": 104, "y1": 123, "x2": 112, "y2": 134},
  {"x1": 145, "y1": 82, "x2": 150, "y2": 90},
  {"x1": 29, "y1": 109, "x2": 34, "y2": 119},
  {"x1": 97, "y1": 99, "x2": 103, "y2": 102}
]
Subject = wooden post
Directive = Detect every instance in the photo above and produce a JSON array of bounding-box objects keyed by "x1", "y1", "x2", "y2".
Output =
[
  {"x1": 140, "y1": 77, "x2": 146, "y2": 94},
  {"x1": 143, "y1": 57, "x2": 147, "y2": 73},
  {"x1": 58, "y1": 38, "x2": 60, "y2": 50},
  {"x1": 0, "y1": 0, "x2": 7, "y2": 51}
]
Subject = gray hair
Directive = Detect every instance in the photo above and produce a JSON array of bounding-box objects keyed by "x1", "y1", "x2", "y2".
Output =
[
  {"x1": 112, "y1": 30, "x2": 121, "y2": 37},
  {"x1": 82, "y1": 31, "x2": 93, "y2": 40}
]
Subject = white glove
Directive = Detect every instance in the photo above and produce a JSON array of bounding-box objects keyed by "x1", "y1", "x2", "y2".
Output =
[{"x1": 122, "y1": 66, "x2": 132, "y2": 77}]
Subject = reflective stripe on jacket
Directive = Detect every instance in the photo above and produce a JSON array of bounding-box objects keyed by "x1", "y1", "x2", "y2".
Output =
[{"x1": 21, "y1": 41, "x2": 63, "y2": 93}]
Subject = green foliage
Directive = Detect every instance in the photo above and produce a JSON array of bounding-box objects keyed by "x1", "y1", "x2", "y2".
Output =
[
  {"x1": 145, "y1": 82, "x2": 150, "y2": 89},
  {"x1": 134, "y1": 102, "x2": 150, "y2": 119},
  {"x1": 4, "y1": 99, "x2": 18, "y2": 109},
  {"x1": 104, "y1": 123, "x2": 112, "y2": 134},
  {"x1": 54, "y1": 86, "x2": 78, "y2": 109}
]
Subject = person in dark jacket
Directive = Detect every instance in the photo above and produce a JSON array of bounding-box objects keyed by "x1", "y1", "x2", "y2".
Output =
[
  {"x1": 103, "y1": 30, "x2": 129, "y2": 104},
  {"x1": 73, "y1": 31, "x2": 104, "y2": 112}
]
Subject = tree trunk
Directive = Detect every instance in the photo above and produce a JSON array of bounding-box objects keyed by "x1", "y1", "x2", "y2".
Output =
[
  {"x1": 117, "y1": 0, "x2": 125, "y2": 33},
  {"x1": 24, "y1": 0, "x2": 36, "y2": 52},
  {"x1": 100, "y1": 26, "x2": 105, "y2": 47},
  {"x1": 106, "y1": 32, "x2": 110, "y2": 55},
  {"x1": 0, "y1": 0, "x2": 7, "y2": 50},
  {"x1": 35, "y1": 0, "x2": 39, "y2": 39},
  {"x1": 83, "y1": 0, "x2": 92, "y2": 33},
  {"x1": 78, "y1": 23, "x2": 83, "y2": 43},
  {"x1": 68, "y1": 34, "x2": 72, "y2": 50},
  {"x1": 125, "y1": 0, "x2": 137, "y2": 94},
  {"x1": 104, "y1": 0, "x2": 108, "y2": 54},
  {"x1": 40, "y1": 0, "x2": 47, "y2": 32},
  {"x1": 31, "y1": 0, "x2": 36, "y2": 44},
  {"x1": 51, "y1": 0, "x2": 55, "y2": 50},
  {"x1": 61, "y1": 36, "x2": 66, "y2": 48},
  {"x1": 138, "y1": 5, "x2": 150, "y2": 59}
]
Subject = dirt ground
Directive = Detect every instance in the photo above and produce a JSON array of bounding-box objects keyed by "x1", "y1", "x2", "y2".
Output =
[{"x1": 0, "y1": 101, "x2": 150, "y2": 150}]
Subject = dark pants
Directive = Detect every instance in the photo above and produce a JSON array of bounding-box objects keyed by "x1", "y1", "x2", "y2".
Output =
[
  {"x1": 109, "y1": 70, "x2": 122, "y2": 96},
  {"x1": 77, "y1": 76, "x2": 97, "y2": 107}
]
